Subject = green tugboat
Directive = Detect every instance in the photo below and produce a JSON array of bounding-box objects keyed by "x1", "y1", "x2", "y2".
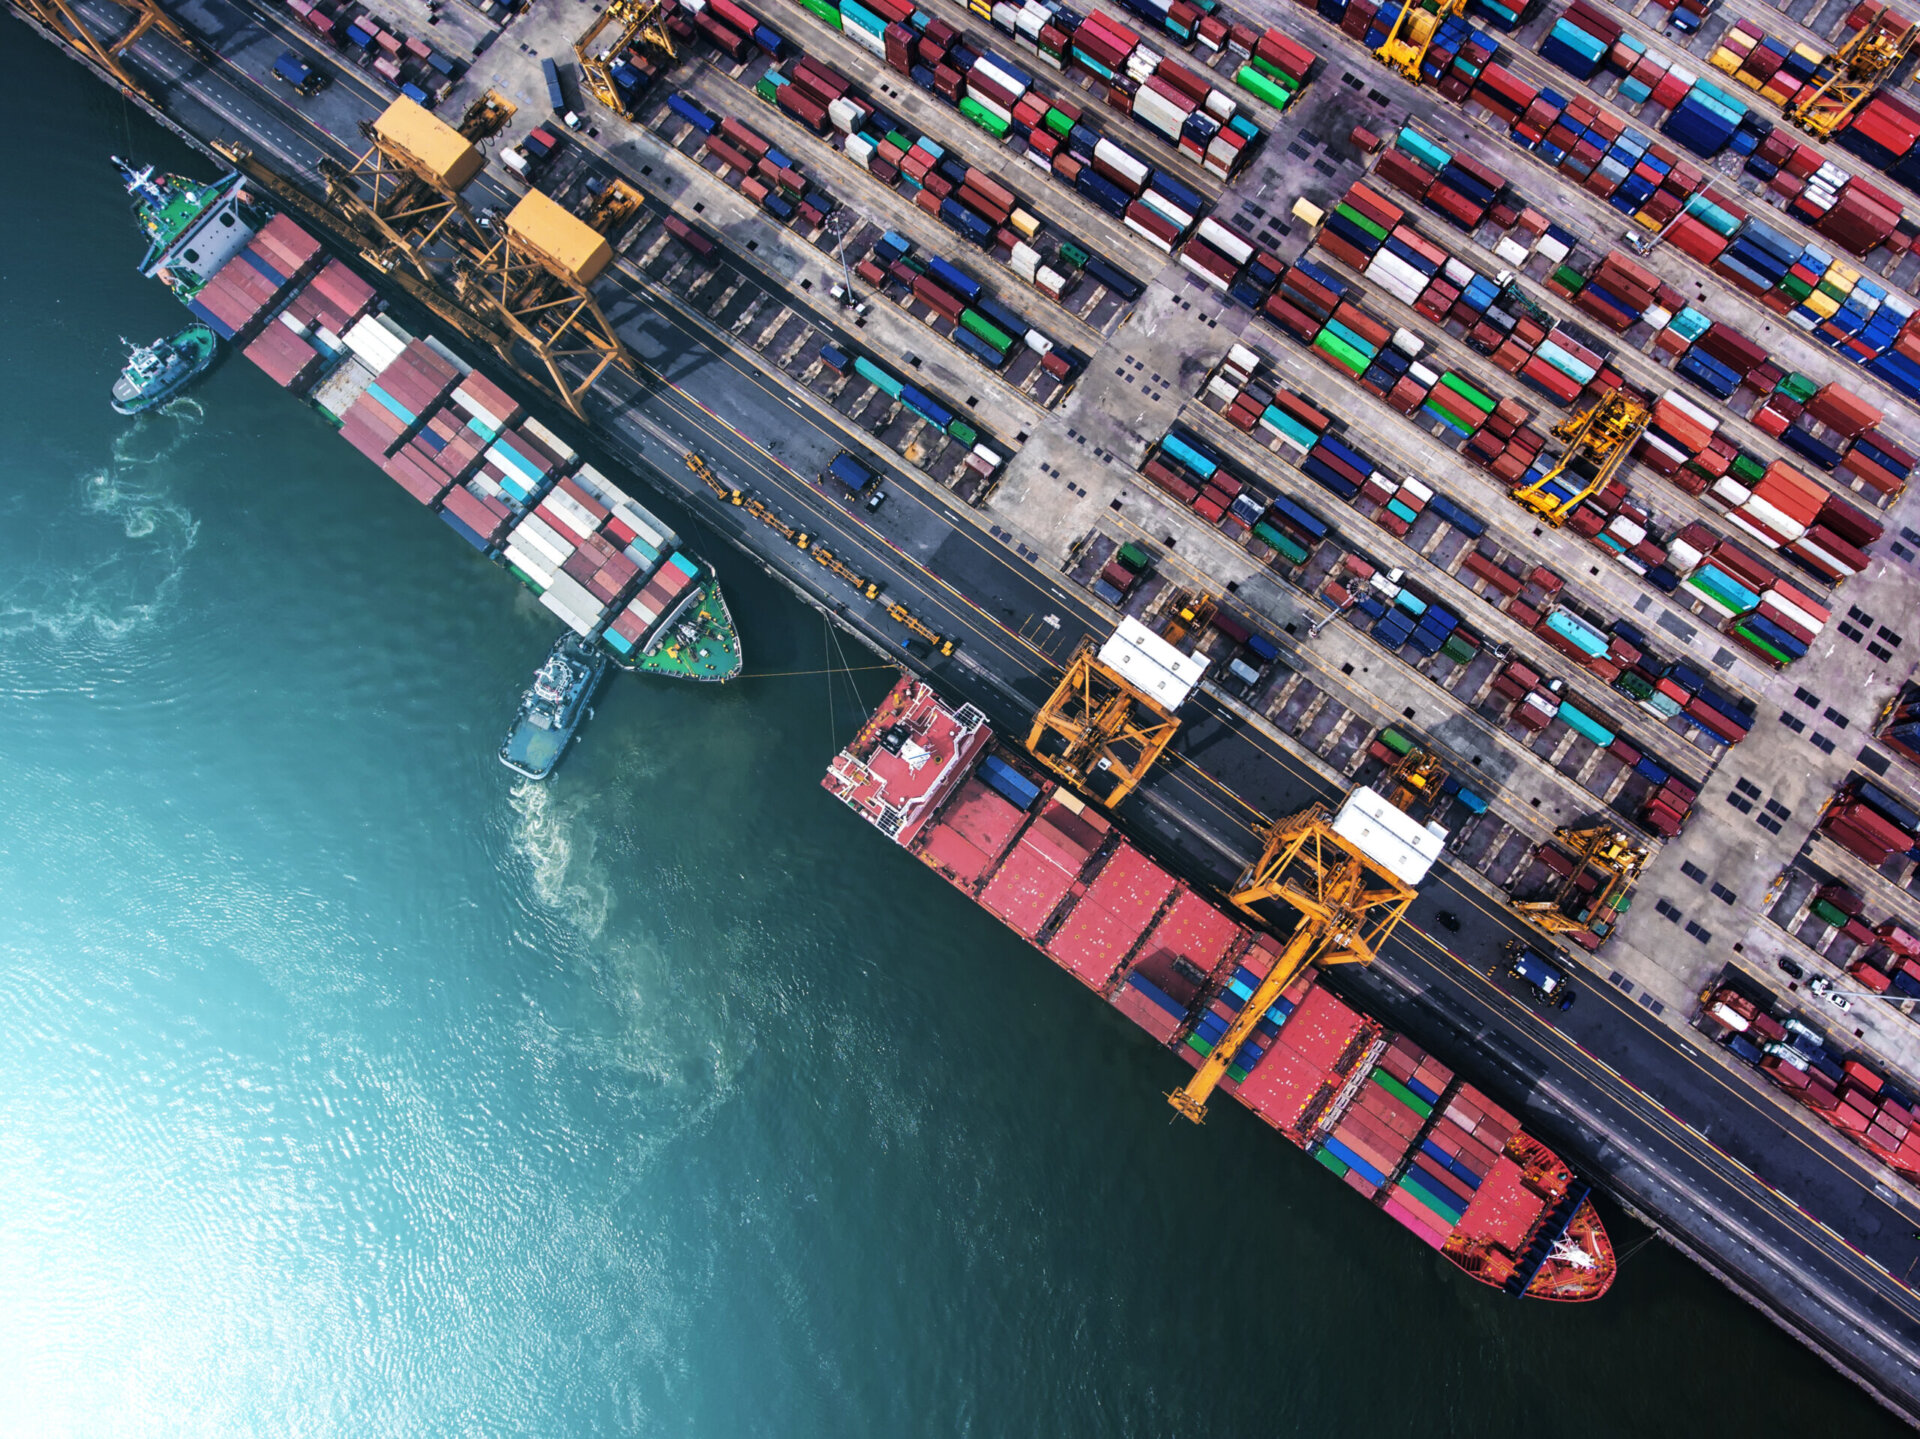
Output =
[
  {"x1": 500, "y1": 635, "x2": 608, "y2": 779},
  {"x1": 111, "y1": 324, "x2": 218, "y2": 415}
]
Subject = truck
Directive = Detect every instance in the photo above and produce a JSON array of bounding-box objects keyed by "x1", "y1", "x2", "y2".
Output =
[
  {"x1": 1505, "y1": 943, "x2": 1577, "y2": 1011},
  {"x1": 828, "y1": 452, "x2": 876, "y2": 494},
  {"x1": 271, "y1": 49, "x2": 329, "y2": 96}
]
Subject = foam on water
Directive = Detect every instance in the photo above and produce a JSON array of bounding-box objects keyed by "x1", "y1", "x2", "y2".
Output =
[
  {"x1": 0, "y1": 404, "x2": 200, "y2": 656},
  {"x1": 508, "y1": 777, "x2": 614, "y2": 940}
]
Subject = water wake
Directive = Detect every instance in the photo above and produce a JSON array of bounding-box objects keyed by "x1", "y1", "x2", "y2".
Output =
[
  {"x1": 508, "y1": 778, "x2": 613, "y2": 940},
  {"x1": 0, "y1": 404, "x2": 201, "y2": 648}
]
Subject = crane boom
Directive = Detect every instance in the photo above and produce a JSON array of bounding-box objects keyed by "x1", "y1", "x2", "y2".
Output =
[
  {"x1": 1169, "y1": 794, "x2": 1425, "y2": 1122},
  {"x1": 577, "y1": 0, "x2": 676, "y2": 118}
]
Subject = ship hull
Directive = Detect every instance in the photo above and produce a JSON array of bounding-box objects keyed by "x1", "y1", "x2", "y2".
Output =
[{"x1": 824, "y1": 676, "x2": 1617, "y2": 1301}]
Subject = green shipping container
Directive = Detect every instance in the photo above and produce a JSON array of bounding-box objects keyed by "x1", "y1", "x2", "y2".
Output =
[
  {"x1": 1313, "y1": 1147, "x2": 1350, "y2": 1178},
  {"x1": 1735, "y1": 623, "x2": 1792, "y2": 666},
  {"x1": 1552, "y1": 264, "x2": 1586, "y2": 294},
  {"x1": 1370, "y1": 1067, "x2": 1434, "y2": 1117},
  {"x1": 960, "y1": 308, "x2": 1015, "y2": 352},
  {"x1": 1334, "y1": 203, "x2": 1388, "y2": 242},
  {"x1": 796, "y1": 0, "x2": 843, "y2": 26},
  {"x1": 1314, "y1": 331, "x2": 1368, "y2": 374},
  {"x1": 1442, "y1": 633, "x2": 1478, "y2": 663},
  {"x1": 1045, "y1": 107, "x2": 1075, "y2": 138},
  {"x1": 1731, "y1": 452, "x2": 1767, "y2": 484},
  {"x1": 885, "y1": 129, "x2": 913, "y2": 151},
  {"x1": 1811, "y1": 898, "x2": 1851, "y2": 927},
  {"x1": 1779, "y1": 274, "x2": 1814, "y2": 303},
  {"x1": 1247, "y1": 56, "x2": 1300, "y2": 90},
  {"x1": 854, "y1": 356, "x2": 903, "y2": 397},
  {"x1": 1441, "y1": 372, "x2": 1494, "y2": 412},
  {"x1": 1254, "y1": 522, "x2": 1308, "y2": 564},
  {"x1": 947, "y1": 420, "x2": 977, "y2": 445},
  {"x1": 1236, "y1": 65, "x2": 1295, "y2": 111},
  {"x1": 1381, "y1": 728, "x2": 1414, "y2": 755},
  {"x1": 1118, "y1": 542, "x2": 1154, "y2": 571},
  {"x1": 508, "y1": 565, "x2": 543, "y2": 594},
  {"x1": 1616, "y1": 671, "x2": 1655, "y2": 700},
  {"x1": 960, "y1": 97, "x2": 1011, "y2": 136},
  {"x1": 755, "y1": 76, "x2": 781, "y2": 102},
  {"x1": 1058, "y1": 241, "x2": 1090, "y2": 268},
  {"x1": 1778, "y1": 372, "x2": 1818, "y2": 402}
]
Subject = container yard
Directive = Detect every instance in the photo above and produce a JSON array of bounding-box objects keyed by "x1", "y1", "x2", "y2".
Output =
[{"x1": 35, "y1": 0, "x2": 1920, "y2": 1412}]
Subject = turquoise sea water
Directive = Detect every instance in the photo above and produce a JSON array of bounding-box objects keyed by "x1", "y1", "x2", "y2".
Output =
[{"x1": 0, "y1": 32, "x2": 1908, "y2": 1437}]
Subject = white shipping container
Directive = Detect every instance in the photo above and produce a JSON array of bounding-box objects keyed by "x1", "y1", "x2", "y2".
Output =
[
  {"x1": 1408, "y1": 361, "x2": 1440, "y2": 387},
  {"x1": 1207, "y1": 375, "x2": 1240, "y2": 404},
  {"x1": 504, "y1": 543, "x2": 557, "y2": 588},
  {"x1": 1227, "y1": 342, "x2": 1262, "y2": 375},
  {"x1": 1131, "y1": 92, "x2": 1188, "y2": 139},
  {"x1": 829, "y1": 97, "x2": 867, "y2": 133},
  {"x1": 278, "y1": 310, "x2": 311, "y2": 337},
  {"x1": 512, "y1": 513, "x2": 573, "y2": 568},
  {"x1": 423, "y1": 334, "x2": 472, "y2": 376},
  {"x1": 1536, "y1": 236, "x2": 1570, "y2": 264},
  {"x1": 1638, "y1": 432, "x2": 1687, "y2": 468},
  {"x1": 973, "y1": 57, "x2": 1029, "y2": 100},
  {"x1": 1197, "y1": 217, "x2": 1253, "y2": 265},
  {"x1": 1493, "y1": 236, "x2": 1531, "y2": 266},
  {"x1": 1137, "y1": 190, "x2": 1193, "y2": 232},
  {"x1": 1180, "y1": 253, "x2": 1230, "y2": 290},
  {"x1": 1260, "y1": 416, "x2": 1310, "y2": 455},
  {"x1": 522, "y1": 416, "x2": 578, "y2": 466},
  {"x1": 1024, "y1": 329, "x2": 1054, "y2": 355},
  {"x1": 1605, "y1": 515, "x2": 1647, "y2": 546},
  {"x1": 1203, "y1": 89, "x2": 1236, "y2": 122},
  {"x1": 1365, "y1": 249, "x2": 1427, "y2": 295},
  {"x1": 1035, "y1": 264, "x2": 1068, "y2": 294},
  {"x1": 541, "y1": 490, "x2": 599, "y2": 537},
  {"x1": 1094, "y1": 137, "x2": 1150, "y2": 187},
  {"x1": 842, "y1": 20, "x2": 885, "y2": 56},
  {"x1": 540, "y1": 588, "x2": 599, "y2": 638},
  {"x1": 1441, "y1": 257, "x2": 1475, "y2": 288},
  {"x1": 1710, "y1": 476, "x2": 1752, "y2": 508},
  {"x1": 1374, "y1": 271, "x2": 1423, "y2": 308},
  {"x1": 543, "y1": 570, "x2": 602, "y2": 618},
  {"x1": 1399, "y1": 476, "x2": 1433, "y2": 503},
  {"x1": 372, "y1": 313, "x2": 413, "y2": 347},
  {"x1": 1124, "y1": 216, "x2": 1175, "y2": 252},
  {"x1": 1765, "y1": 594, "x2": 1826, "y2": 633},
  {"x1": 1666, "y1": 538, "x2": 1704, "y2": 573},
  {"x1": 1726, "y1": 512, "x2": 1786, "y2": 551},
  {"x1": 1741, "y1": 495, "x2": 1807, "y2": 541},
  {"x1": 1390, "y1": 328, "x2": 1424, "y2": 357},
  {"x1": 971, "y1": 91, "x2": 1014, "y2": 124},
  {"x1": 972, "y1": 443, "x2": 1005, "y2": 469},
  {"x1": 1660, "y1": 389, "x2": 1720, "y2": 433}
]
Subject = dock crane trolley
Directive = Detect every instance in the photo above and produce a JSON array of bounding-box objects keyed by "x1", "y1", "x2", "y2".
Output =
[
  {"x1": 1169, "y1": 786, "x2": 1443, "y2": 1123},
  {"x1": 1026, "y1": 618, "x2": 1206, "y2": 807}
]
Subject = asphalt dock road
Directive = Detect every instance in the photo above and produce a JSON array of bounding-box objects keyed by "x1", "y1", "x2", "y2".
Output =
[{"x1": 28, "y1": 0, "x2": 1920, "y2": 1415}]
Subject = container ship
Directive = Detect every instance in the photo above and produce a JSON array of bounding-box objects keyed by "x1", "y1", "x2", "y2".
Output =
[
  {"x1": 114, "y1": 157, "x2": 742, "y2": 681},
  {"x1": 824, "y1": 675, "x2": 1616, "y2": 1301}
]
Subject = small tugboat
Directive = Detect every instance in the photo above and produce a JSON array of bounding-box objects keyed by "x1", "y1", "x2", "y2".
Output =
[
  {"x1": 499, "y1": 634, "x2": 608, "y2": 780},
  {"x1": 110, "y1": 324, "x2": 217, "y2": 415}
]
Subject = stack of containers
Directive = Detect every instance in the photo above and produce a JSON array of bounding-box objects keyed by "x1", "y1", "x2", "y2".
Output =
[
  {"x1": 1387, "y1": 1083, "x2": 1516, "y2": 1248},
  {"x1": 1312, "y1": 1061, "x2": 1431, "y2": 1199},
  {"x1": 607, "y1": 553, "x2": 705, "y2": 656},
  {"x1": 1823, "y1": 781, "x2": 1920, "y2": 866},
  {"x1": 1876, "y1": 682, "x2": 1920, "y2": 769}
]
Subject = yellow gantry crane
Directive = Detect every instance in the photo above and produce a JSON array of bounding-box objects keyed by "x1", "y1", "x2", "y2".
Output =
[
  {"x1": 1511, "y1": 389, "x2": 1650, "y2": 526},
  {"x1": 1170, "y1": 788, "x2": 1431, "y2": 1122},
  {"x1": 1509, "y1": 824, "x2": 1648, "y2": 943},
  {"x1": 577, "y1": 0, "x2": 677, "y2": 118},
  {"x1": 1373, "y1": 0, "x2": 1468, "y2": 83},
  {"x1": 1785, "y1": 3, "x2": 1919, "y2": 139},
  {"x1": 1027, "y1": 618, "x2": 1203, "y2": 807},
  {"x1": 319, "y1": 92, "x2": 514, "y2": 281},
  {"x1": 16, "y1": 0, "x2": 193, "y2": 104}
]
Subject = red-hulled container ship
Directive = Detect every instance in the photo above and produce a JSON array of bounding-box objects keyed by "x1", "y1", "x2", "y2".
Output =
[{"x1": 824, "y1": 676, "x2": 1616, "y2": 1301}]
